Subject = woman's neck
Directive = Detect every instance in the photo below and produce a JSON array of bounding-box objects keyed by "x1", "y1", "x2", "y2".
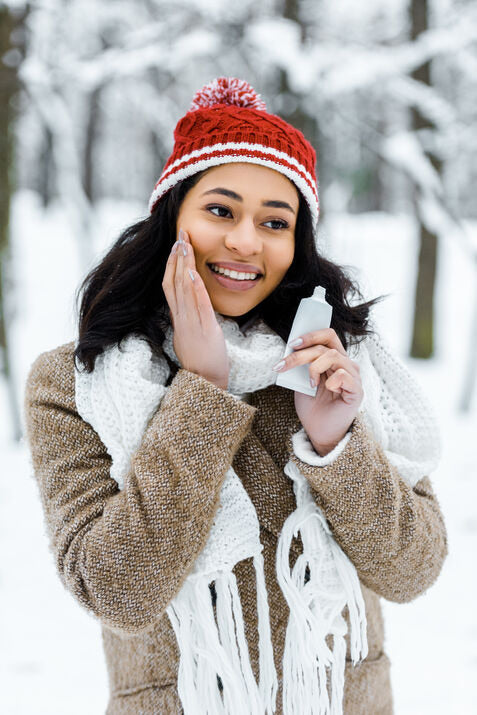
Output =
[{"x1": 220, "y1": 308, "x2": 260, "y2": 331}]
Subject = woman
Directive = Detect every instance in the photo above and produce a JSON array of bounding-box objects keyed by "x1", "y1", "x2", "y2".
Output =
[{"x1": 24, "y1": 77, "x2": 447, "y2": 714}]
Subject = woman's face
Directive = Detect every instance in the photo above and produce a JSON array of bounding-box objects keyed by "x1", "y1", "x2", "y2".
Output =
[{"x1": 175, "y1": 162, "x2": 299, "y2": 318}]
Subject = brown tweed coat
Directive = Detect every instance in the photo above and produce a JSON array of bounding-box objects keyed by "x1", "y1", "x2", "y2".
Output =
[{"x1": 23, "y1": 340, "x2": 447, "y2": 714}]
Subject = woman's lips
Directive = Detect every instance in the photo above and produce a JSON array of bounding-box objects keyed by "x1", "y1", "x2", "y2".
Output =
[{"x1": 207, "y1": 264, "x2": 263, "y2": 292}]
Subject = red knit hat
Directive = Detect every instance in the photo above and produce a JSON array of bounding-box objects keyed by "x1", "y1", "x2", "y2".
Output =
[{"x1": 147, "y1": 77, "x2": 319, "y2": 229}]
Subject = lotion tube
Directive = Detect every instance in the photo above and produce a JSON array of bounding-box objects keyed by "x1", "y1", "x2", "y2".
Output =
[{"x1": 275, "y1": 285, "x2": 333, "y2": 397}]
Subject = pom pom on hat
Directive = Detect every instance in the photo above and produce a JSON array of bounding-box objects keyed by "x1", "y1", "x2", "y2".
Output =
[
  {"x1": 189, "y1": 77, "x2": 267, "y2": 112},
  {"x1": 148, "y1": 76, "x2": 319, "y2": 228}
]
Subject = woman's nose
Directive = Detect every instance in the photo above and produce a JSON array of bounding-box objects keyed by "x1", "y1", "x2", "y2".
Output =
[{"x1": 224, "y1": 219, "x2": 262, "y2": 254}]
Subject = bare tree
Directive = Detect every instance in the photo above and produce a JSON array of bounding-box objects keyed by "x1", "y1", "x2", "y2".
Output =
[
  {"x1": 409, "y1": 0, "x2": 440, "y2": 359},
  {"x1": 0, "y1": 1, "x2": 28, "y2": 441}
]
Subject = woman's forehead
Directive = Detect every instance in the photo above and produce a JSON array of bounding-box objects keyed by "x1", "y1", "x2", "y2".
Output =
[{"x1": 195, "y1": 162, "x2": 299, "y2": 203}]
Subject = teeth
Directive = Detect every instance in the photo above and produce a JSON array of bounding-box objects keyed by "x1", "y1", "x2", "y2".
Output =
[{"x1": 209, "y1": 264, "x2": 260, "y2": 281}]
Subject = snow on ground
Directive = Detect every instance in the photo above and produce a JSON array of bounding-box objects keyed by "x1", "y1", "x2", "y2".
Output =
[{"x1": 1, "y1": 190, "x2": 476, "y2": 713}]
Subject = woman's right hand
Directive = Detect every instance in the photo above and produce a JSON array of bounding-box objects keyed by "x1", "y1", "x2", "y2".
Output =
[{"x1": 162, "y1": 228, "x2": 230, "y2": 391}]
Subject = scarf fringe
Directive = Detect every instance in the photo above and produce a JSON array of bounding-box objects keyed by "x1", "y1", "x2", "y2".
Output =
[
  {"x1": 166, "y1": 552, "x2": 278, "y2": 715},
  {"x1": 275, "y1": 459, "x2": 368, "y2": 715},
  {"x1": 253, "y1": 551, "x2": 279, "y2": 714}
]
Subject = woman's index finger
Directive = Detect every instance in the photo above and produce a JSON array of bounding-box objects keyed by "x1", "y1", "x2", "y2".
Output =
[{"x1": 292, "y1": 328, "x2": 348, "y2": 357}]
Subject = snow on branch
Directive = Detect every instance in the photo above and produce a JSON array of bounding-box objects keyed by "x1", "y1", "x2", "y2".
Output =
[
  {"x1": 246, "y1": 10, "x2": 477, "y2": 97},
  {"x1": 381, "y1": 131, "x2": 476, "y2": 257},
  {"x1": 25, "y1": 28, "x2": 220, "y2": 91},
  {"x1": 318, "y1": 13, "x2": 477, "y2": 95},
  {"x1": 388, "y1": 76, "x2": 456, "y2": 129},
  {"x1": 381, "y1": 132, "x2": 442, "y2": 196}
]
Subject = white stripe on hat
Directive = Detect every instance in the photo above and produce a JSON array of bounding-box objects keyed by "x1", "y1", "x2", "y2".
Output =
[{"x1": 148, "y1": 142, "x2": 319, "y2": 229}]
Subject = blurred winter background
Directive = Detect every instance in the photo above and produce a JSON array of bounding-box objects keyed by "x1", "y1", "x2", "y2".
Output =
[{"x1": 1, "y1": 0, "x2": 476, "y2": 712}]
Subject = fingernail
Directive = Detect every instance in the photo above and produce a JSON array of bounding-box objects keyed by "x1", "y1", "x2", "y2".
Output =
[
  {"x1": 188, "y1": 268, "x2": 195, "y2": 282},
  {"x1": 288, "y1": 337, "x2": 303, "y2": 348},
  {"x1": 171, "y1": 242, "x2": 178, "y2": 254},
  {"x1": 182, "y1": 243, "x2": 187, "y2": 257},
  {"x1": 310, "y1": 377, "x2": 316, "y2": 387},
  {"x1": 178, "y1": 228, "x2": 185, "y2": 243},
  {"x1": 272, "y1": 360, "x2": 286, "y2": 372}
]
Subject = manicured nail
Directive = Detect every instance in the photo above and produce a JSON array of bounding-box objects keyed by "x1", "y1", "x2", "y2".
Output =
[
  {"x1": 310, "y1": 377, "x2": 316, "y2": 387},
  {"x1": 182, "y1": 243, "x2": 187, "y2": 257},
  {"x1": 171, "y1": 242, "x2": 178, "y2": 254},
  {"x1": 178, "y1": 228, "x2": 185, "y2": 243},
  {"x1": 188, "y1": 268, "x2": 195, "y2": 282},
  {"x1": 272, "y1": 360, "x2": 286, "y2": 372},
  {"x1": 288, "y1": 337, "x2": 303, "y2": 348}
]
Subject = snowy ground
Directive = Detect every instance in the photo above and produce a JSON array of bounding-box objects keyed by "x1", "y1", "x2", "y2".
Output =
[{"x1": 1, "y1": 190, "x2": 476, "y2": 714}]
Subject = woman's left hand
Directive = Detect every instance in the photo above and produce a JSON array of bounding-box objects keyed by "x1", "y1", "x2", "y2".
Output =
[{"x1": 274, "y1": 328, "x2": 364, "y2": 455}]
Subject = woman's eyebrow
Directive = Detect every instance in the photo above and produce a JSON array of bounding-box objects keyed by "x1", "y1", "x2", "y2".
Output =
[{"x1": 200, "y1": 187, "x2": 296, "y2": 215}]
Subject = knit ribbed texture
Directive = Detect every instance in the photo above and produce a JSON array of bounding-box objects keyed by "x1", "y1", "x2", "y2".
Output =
[{"x1": 23, "y1": 334, "x2": 448, "y2": 714}]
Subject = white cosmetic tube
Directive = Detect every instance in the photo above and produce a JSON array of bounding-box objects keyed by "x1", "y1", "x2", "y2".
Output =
[{"x1": 275, "y1": 285, "x2": 333, "y2": 396}]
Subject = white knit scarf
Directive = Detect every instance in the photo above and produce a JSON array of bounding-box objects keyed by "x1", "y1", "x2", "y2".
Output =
[{"x1": 74, "y1": 313, "x2": 441, "y2": 714}]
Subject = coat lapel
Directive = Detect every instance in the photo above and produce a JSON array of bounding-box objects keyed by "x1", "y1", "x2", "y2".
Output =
[
  {"x1": 232, "y1": 384, "x2": 303, "y2": 557},
  {"x1": 162, "y1": 352, "x2": 303, "y2": 556}
]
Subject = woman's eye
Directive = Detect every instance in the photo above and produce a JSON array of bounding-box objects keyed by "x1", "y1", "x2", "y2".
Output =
[
  {"x1": 207, "y1": 205, "x2": 231, "y2": 218},
  {"x1": 206, "y1": 205, "x2": 288, "y2": 230},
  {"x1": 264, "y1": 219, "x2": 288, "y2": 230}
]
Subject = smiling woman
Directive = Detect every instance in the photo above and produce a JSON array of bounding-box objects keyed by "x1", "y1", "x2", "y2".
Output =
[
  {"x1": 23, "y1": 77, "x2": 447, "y2": 715},
  {"x1": 70, "y1": 164, "x2": 383, "y2": 373}
]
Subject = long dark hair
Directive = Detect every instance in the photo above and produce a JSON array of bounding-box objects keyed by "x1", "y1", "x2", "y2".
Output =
[{"x1": 74, "y1": 169, "x2": 388, "y2": 372}]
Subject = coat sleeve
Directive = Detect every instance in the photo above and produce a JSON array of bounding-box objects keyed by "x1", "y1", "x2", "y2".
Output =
[
  {"x1": 23, "y1": 343, "x2": 257, "y2": 635},
  {"x1": 287, "y1": 413, "x2": 448, "y2": 603}
]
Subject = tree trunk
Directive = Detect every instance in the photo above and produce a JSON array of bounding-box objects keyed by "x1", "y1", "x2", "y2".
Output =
[
  {"x1": 458, "y1": 264, "x2": 477, "y2": 412},
  {"x1": 38, "y1": 124, "x2": 54, "y2": 207},
  {"x1": 409, "y1": 0, "x2": 441, "y2": 359},
  {"x1": 83, "y1": 84, "x2": 103, "y2": 203},
  {"x1": 277, "y1": 0, "x2": 323, "y2": 222},
  {"x1": 0, "y1": 3, "x2": 28, "y2": 442}
]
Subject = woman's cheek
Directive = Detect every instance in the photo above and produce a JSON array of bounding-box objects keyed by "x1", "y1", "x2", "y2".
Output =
[{"x1": 191, "y1": 220, "x2": 222, "y2": 250}]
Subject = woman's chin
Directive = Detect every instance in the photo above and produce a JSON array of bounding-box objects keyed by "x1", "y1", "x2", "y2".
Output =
[{"x1": 211, "y1": 301, "x2": 256, "y2": 318}]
